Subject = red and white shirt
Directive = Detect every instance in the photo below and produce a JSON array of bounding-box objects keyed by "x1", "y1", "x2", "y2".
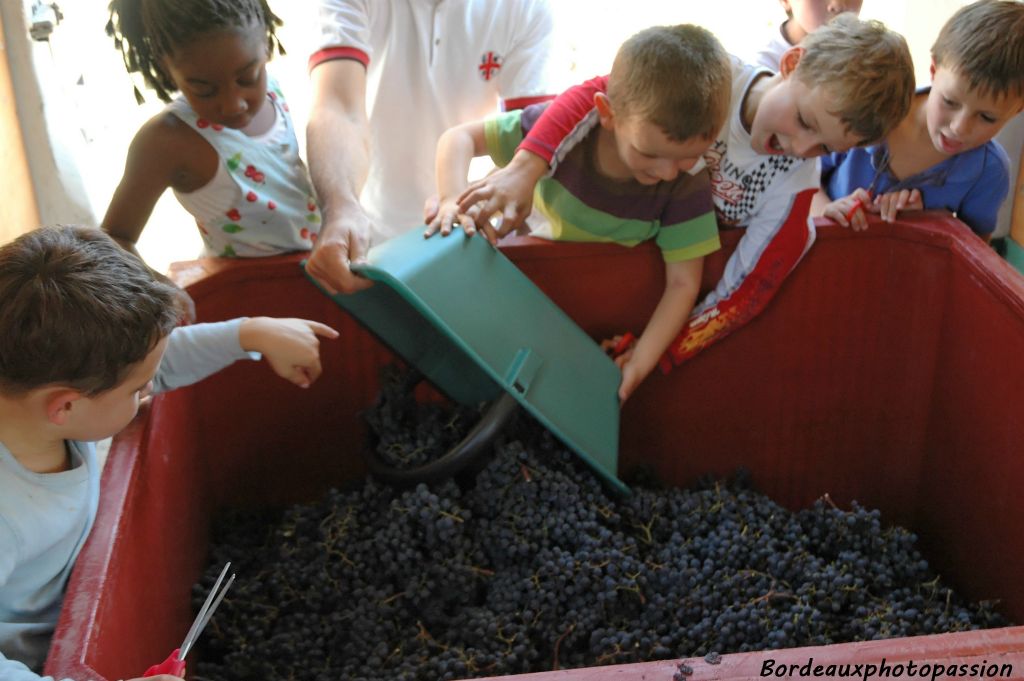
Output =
[{"x1": 310, "y1": 0, "x2": 558, "y2": 242}]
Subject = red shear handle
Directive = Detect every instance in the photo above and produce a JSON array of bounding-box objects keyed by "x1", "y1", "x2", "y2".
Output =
[
  {"x1": 614, "y1": 331, "x2": 674, "y2": 375},
  {"x1": 611, "y1": 332, "x2": 636, "y2": 357},
  {"x1": 144, "y1": 649, "x2": 186, "y2": 678},
  {"x1": 844, "y1": 198, "x2": 865, "y2": 222},
  {"x1": 844, "y1": 190, "x2": 875, "y2": 223}
]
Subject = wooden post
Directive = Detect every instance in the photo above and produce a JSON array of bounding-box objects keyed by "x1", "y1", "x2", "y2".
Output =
[
  {"x1": 1009, "y1": 148, "x2": 1024, "y2": 273},
  {"x1": 0, "y1": 10, "x2": 41, "y2": 244}
]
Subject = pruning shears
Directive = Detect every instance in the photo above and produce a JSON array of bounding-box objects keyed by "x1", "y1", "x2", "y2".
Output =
[
  {"x1": 144, "y1": 562, "x2": 235, "y2": 677},
  {"x1": 845, "y1": 147, "x2": 892, "y2": 223}
]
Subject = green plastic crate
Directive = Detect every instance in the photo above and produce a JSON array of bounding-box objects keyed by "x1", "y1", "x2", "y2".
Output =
[{"x1": 304, "y1": 229, "x2": 628, "y2": 494}]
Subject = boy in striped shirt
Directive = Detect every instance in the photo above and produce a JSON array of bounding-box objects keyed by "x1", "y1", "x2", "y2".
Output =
[{"x1": 428, "y1": 25, "x2": 732, "y2": 401}]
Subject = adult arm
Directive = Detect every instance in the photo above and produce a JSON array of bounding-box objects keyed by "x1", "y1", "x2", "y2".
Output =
[{"x1": 304, "y1": 58, "x2": 373, "y2": 294}]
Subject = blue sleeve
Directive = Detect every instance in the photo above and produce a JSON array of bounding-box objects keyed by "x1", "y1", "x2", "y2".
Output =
[
  {"x1": 818, "y1": 151, "x2": 849, "y2": 198},
  {"x1": 151, "y1": 319, "x2": 258, "y2": 394},
  {"x1": 819, "y1": 151, "x2": 841, "y2": 177},
  {"x1": 0, "y1": 654, "x2": 67, "y2": 681},
  {"x1": 956, "y1": 144, "x2": 1011, "y2": 236}
]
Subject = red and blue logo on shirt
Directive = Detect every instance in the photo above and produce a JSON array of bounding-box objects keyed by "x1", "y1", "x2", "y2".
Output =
[{"x1": 479, "y1": 51, "x2": 503, "y2": 81}]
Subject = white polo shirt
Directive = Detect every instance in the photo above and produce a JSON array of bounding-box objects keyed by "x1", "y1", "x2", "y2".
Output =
[{"x1": 311, "y1": 0, "x2": 558, "y2": 242}]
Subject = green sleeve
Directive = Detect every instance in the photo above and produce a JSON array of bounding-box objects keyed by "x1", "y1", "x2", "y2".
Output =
[
  {"x1": 656, "y1": 211, "x2": 721, "y2": 263},
  {"x1": 483, "y1": 111, "x2": 525, "y2": 168}
]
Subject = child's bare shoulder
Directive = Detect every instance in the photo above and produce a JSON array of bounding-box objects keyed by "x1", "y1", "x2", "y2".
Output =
[
  {"x1": 132, "y1": 110, "x2": 206, "y2": 154},
  {"x1": 127, "y1": 111, "x2": 217, "y2": 189}
]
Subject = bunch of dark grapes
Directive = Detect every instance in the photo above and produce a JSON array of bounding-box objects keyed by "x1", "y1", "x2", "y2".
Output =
[
  {"x1": 192, "y1": 370, "x2": 1009, "y2": 681},
  {"x1": 364, "y1": 365, "x2": 484, "y2": 469}
]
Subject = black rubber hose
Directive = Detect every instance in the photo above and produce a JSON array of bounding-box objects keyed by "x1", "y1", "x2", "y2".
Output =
[{"x1": 367, "y1": 391, "x2": 520, "y2": 486}]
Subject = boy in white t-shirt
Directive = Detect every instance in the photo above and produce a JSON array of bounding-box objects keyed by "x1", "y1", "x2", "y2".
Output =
[{"x1": 747, "y1": 0, "x2": 863, "y2": 71}]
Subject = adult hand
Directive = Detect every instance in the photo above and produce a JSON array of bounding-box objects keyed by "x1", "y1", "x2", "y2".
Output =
[{"x1": 305, "y1": 210, "x2": 373, "y2": 294}]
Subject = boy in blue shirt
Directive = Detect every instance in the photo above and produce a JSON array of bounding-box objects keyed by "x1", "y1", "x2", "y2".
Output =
[
  {"x1": 0, "y1": 226, "x2": 337, "y2": 681},
  {"x1": 816, "y1": 0, "x2": 1024, "y2": 239}
]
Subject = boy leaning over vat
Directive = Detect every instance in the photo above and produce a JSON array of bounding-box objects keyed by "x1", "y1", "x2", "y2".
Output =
[
  {"x1": 448, "y1": 15, "x2": 914, "y2": 373},
  {"x1": 428, "y1": 25, "x2": 733, "y2": 402},
  {"x1": 0, "y1": 227, "x2": 337, "y2": 681},
  {"x1": 816, "y1": 0, "x2": 1024, "y2": 240}
]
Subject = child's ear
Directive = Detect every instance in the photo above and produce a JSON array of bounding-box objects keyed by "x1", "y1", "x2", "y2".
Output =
[
  {"x1": 778, "y1": 46, "x2": 806, "y2": 78},
  {"x1": 594, "y1": 92, "x2": 615, "y2": 129},
  {"x1": 45, "y1": 389, "x2": 83, "y2": 426},
  {"x1": 929, "y1": 57, "x2": 936, "y2": 81}
]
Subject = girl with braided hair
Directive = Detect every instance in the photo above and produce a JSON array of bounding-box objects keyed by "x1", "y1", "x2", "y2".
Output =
[{"x1": 102, "y1": 0, "x2": 322, "y2": 293}]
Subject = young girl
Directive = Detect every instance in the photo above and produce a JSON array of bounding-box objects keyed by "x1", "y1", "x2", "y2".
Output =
[{"x1": 103, "y1": 0, "x2": 321, "y2": 270}]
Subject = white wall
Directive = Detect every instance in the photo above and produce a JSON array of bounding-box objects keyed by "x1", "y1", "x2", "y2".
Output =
[{"x1": 1, "y1": 0, "x2": 93, "y2": 228}]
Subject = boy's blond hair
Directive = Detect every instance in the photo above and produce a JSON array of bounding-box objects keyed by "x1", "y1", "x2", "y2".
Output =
[
  {"x1": 607, "y1": 24, "x2": 732, "y2": 142},
  {"x1": 931, "y1": 0, "x2": 1024, "y2": 101},
  {"x1": 794, "y1": 14, "x2": 914, "y2": 144}
]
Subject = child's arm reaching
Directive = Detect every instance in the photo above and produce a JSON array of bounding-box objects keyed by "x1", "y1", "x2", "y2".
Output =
[
  {"x1": 454, "y1": 150, "x2": 549, "y2": 241},
  {"x1": 426, "y1": 121, "x2": 489, "y2": 239},
  {"x1": 614, "y1": 258, "x2": 703, "y2": 402},
  {"x1": 101, "y1": 115, "x2": 213, "y2": 320},
  {"x1": 456, "y1": 76, "x2": 608, "y2": 239},
  {"x1": 152, "y1": 318, "x2": 338, "y2": 393}
]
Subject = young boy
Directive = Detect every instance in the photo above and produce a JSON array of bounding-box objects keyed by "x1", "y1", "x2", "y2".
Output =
[
  {"x1": 428, "y1": 25, "x2": 732, "y2": 402},
  {"x1": 748, "y1": 0, "x2": 864, "y2": 71},
  {"x1": 817, "y1": 0, "x2": 1024, "y2": 240},
  {"x1": 453, "y1": 15, "x2": 914, "y2": 370},
  {"x1": 0, "y1": 226, "x2": 337, "y2": 681}
]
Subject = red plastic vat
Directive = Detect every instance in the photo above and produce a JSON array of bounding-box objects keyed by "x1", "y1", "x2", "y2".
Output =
[{"x1": 45, "y1": 214, "x2": 1024, "y2": 680}]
